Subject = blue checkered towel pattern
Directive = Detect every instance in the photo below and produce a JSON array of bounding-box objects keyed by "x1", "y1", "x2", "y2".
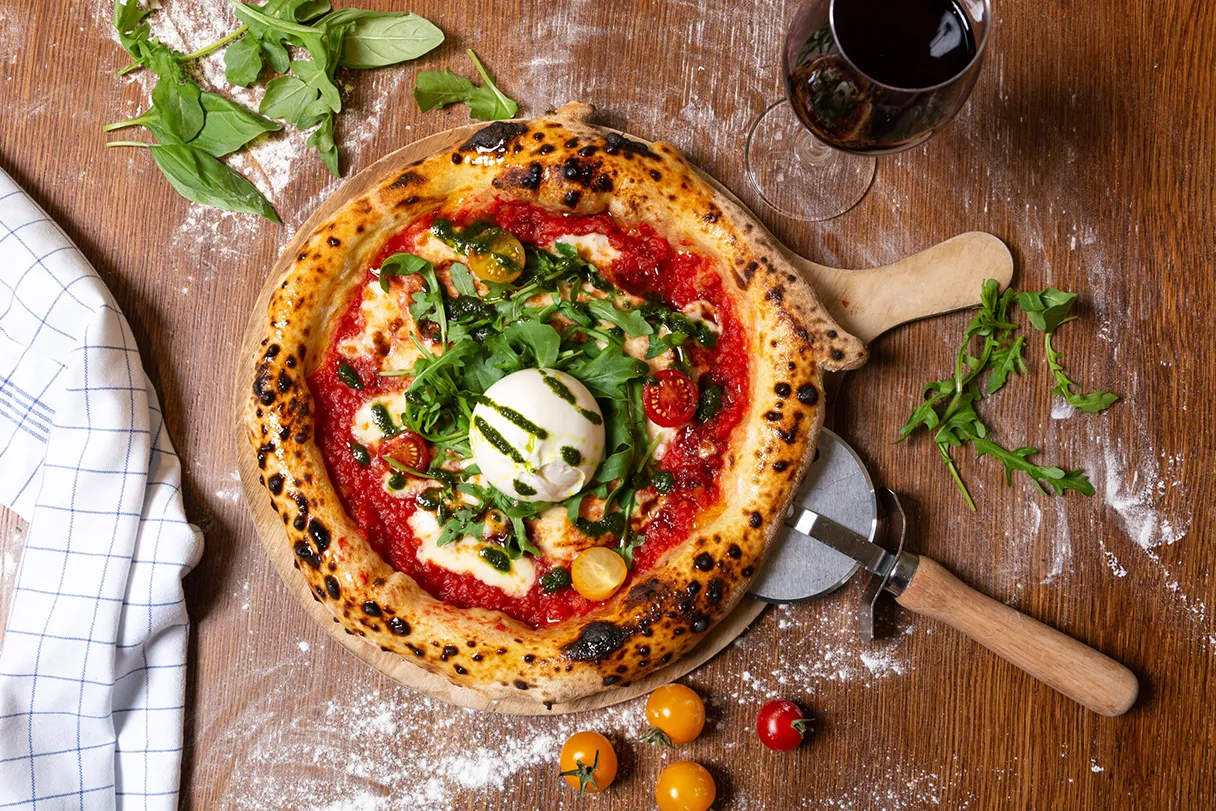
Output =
[{"x1": 0, "y1": 168, "x2": 202, "y2": 809}]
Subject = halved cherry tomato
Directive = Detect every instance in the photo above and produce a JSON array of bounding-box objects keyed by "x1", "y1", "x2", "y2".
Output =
[
  {"x1": 381, "y1": 431, "x2": 430, "y2": 472},
  {"x1": 756, "y1": 699, "x2": 812, "y2": 751},
  {"x1": 656, "y1": 761, "x2": 716, "y2": 811},
  {"x1": 466, "y1": 232, "x2": 526, "y2": 284},
  {"x1": 643, "y1": 370, "x2": 699, "y2": 428},
  {"x1": 559, "y1": 731, "x2": 618, "y2": 793},
  {"x1": 643, "y1": 684, "x2": 706, "y2": 746},
  {"x1": 571, "y1": 547, "x2": 628, "y2": 601}
]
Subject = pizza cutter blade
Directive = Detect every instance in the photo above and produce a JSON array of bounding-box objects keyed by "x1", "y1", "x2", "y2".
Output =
[{"x1": 747, "y1": 429, "x2": 1141, "y2": 717}]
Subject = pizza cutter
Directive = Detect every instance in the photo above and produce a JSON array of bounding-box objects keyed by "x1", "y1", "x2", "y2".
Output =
[{"x1": 748, "y1": 428, "x2": 1140, "y2": 717}]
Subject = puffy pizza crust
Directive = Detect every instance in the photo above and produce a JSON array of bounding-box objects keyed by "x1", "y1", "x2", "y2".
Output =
[{"x1": 244, "y1": 102, "x2": 866, "y2": 705}]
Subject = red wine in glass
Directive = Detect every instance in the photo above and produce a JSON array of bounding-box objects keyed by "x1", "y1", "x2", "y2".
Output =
[{"x1": 746, "y1": 0, "x2": 991, "y2": 220}]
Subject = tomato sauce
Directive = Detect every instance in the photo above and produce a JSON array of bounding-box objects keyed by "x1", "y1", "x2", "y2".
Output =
[{"x1": 308, "y1": 201, "x2": 750, "y2": 627}]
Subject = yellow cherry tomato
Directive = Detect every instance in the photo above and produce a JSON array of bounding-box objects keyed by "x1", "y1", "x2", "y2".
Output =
[
  {"x1": 559, "y1": 731, "x2": 618, "y2": 794},
  {"x1": 656, "y1": 761, "x2": 716, "y2": 811},
  {"x1": 644, "y1": 684, "x2": 706, "y2": 746},
  {"x1": 571, "y1": 547, "x2": 628, "y2": 601},
  {"x1": 466, "y1": 232, "x2": 526, "y2": 283}
]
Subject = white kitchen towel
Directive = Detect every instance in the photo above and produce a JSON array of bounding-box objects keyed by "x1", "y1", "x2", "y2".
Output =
[{"x1": 0, "y1": 168, "x2": 202, "y2": 810}]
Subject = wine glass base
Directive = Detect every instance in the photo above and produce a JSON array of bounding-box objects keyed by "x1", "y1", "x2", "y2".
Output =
[{"x1": 745, "y1": 99, "x2": 876, "y2": 222}]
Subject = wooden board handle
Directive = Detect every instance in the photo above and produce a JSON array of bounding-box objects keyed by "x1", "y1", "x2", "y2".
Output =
[
  {"x1": 790, "y1": 232, "x2": 1015, "y2": 343},
  {"x1": 895, "y1": 557, "x2": 1139, "y2": 716}
]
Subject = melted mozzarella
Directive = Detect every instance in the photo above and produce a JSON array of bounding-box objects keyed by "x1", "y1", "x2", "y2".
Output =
[
  {"x1": 351, "y1": 391, "x2": 411, "y2": 445},
  {"x1": 338, "y1": 281, "x2": 430, "y2": 373},
  {"x1": 407, "y1": 508, "x2": 536, "y2": 597},
  {"x1": 623, "y1": 331, "x2": 675, "y2": 374},
  {"x1": 529, "y1": 505, "x2": 598, "y2": 566},
  {"x1": 646, "y1": 419, "x2": 677, "y2": 462},
  {"x1": 556, "y1": 233, "x2": 620, "y2": 266},
  {"x1": 411, "y1": 230, "x2": 461, "y2": 265}
]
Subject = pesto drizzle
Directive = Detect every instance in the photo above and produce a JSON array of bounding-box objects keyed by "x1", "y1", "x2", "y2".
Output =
[
  {"x1": 478, "y1": 396, "x2": 548, "y2": 439},
  {"x1": 541, "y1": 372, "x2": 603, "y2": 425},
  {"x1": 560, "y1": 446, "x2": 582, "y2": 466},
  {"x1": 473, "y1": 415, "x2": 532, "y2": 469}
]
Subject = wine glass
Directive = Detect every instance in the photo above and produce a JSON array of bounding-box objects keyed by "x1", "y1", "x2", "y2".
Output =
[{"x1": 745, "y1": 0, "x2": 992, "y2": 221}]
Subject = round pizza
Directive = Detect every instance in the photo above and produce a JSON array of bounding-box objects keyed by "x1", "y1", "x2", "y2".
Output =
[{"x1": 245, "y1": 102, "x2": 865, "y2": 705}]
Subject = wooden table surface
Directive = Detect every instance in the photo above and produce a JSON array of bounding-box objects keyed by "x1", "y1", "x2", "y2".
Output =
[{"x1": 2, "y1": 0, "x2": 1213, "y2": 808}]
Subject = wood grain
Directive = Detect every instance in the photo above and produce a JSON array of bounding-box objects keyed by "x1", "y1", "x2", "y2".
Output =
[{"x1": 1, "y1": 0, "x2": 1214, "y2": 808}]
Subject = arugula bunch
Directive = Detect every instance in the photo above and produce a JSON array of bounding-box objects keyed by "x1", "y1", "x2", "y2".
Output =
[
  {"x1": 370, "y1": 224, "x2": 716, "y2": 564},
  {"x1": 107, "y1": 1, "x2": 445, "y2": 220},
  {"x1": 898, "y1": 280, "x2": 1118, "y2": 510}
]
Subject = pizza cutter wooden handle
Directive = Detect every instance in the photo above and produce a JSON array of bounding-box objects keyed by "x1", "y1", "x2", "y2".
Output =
[
  {"x1": 793, "y1": 232, "x2": 1015, "y2": 343},
  {"x1": 895, "y1": 557, "x2": 1139, "y2": 717}
]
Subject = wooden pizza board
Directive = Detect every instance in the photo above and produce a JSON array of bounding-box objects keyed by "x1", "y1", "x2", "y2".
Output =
[{"x1": 233, "y1": 120, "x2": 1013, "y2": 715}]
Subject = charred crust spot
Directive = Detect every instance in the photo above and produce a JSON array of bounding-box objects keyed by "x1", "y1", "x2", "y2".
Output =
[
  {"x1": 797, "y1": 384, "x2": 819, "y2": 405},
  {"x1": 602, "y1": 675, "x2": 621, "y2": 686},
  {"x1": 276, "y1": 371, "x2": 292, "y2": 393},
  {"x1": 831, "y1": 348, "x2": 845, "y2": 361},
  {"x1": 408, "y1": 644, "x2": 424, "y2": 657},
  {"x1": 497, "y1": 647, "x2": 507, "y2": 655},
  {"x1": 693, "y1": 552, "x2": 714, "y2": 571},
  {"x1": 324, "y1": 575, "x2": 340, "y2": 599},
  {"x1": 624, "y1": 578, "x2": 663, "y2": 610},
  {"x1": 493, "y1": 161, "x2": 543, "y2": 190},
  {"x1": 564, "y1": 138, "x2": 579, "y2": 148},
  {"x1": 748, "y1": 511, "x2": 763, "y2": 528},
  {"x1": 729, "y1": 541, "x2": 744, "y2": 557},
  {"x1": 564, "y1": 190, "x2": 581, "y2": 207},
  {"x1": 578, "y1": 145, "x2": 598, "y2": 157},
  {"x1": 706, "y1": 578, "x2": 725, "y2": 604},
  {"x1": 775, "y1": 382, "x2": 792, "y2": 397},
  {"x1": 388, "y1": 171, "x2": 426, "y2": 189},
  {"x1": 256, "y1": 442, "x2": 275, "y2": 468},
  {"x1": 649, "y1": 169, "x2": 662, "y2": 181},
  {"x1": 454, "y1": 664, "x2": 468, "y2": 675},
  {"x1": 638, "y1": 645, "x2": 651, "y2": 657},
  {"x1": 660, "y1": 653, "x2": 672, "y2": 665},
  {"x1": 827, "y1": 329, "x2": 838, "y2": 338},
  {"x1": 691, "y1": 614, "x2": 710, "y2": 633},
  {"x1": 327, "y1": 236, "x2": 341, "y2": 247},
  {"x1": 441, "y1": 645, "x2": 459, "y2": 661},
  {"x1": 253, "y1": 374, "x2": 276, "y2": 406},
  {"x1": 593, "y1": 175, "x2": 613, "y2": 192},
  {"x1": 388, "y1": 617, "x2": 410, "y2": 636},
  {"x1": 459, "y1": 122, "x2": 527, "y2": 153},
  {"x1": 266, "y1": 473, "x2": 284, "y2": 495},
  {"x1": 703, "y1": 207, "x2": 721, "y2": 223},
  {"x1": 532, "y1": 132, "x2": 544, "y2": 141},
  {"x1": 284, "y1": 356, "x2": 297, "y2": 369},
  {"x1": 514, "y1": 680, "x2": 530, "y2": 690},
  {"x1": 264, "y1": 344, "x2": 280, "y2": 359},
  {"x1": 603, "y1": 132, "x2": 651, "y2": 156},
  {"x1": 766, "y1": 286, "x2": 785, "y2": 303},
  {"x1": 537, "y1": 143, "x2": 555, "y2": 155},
  {"x1": 451, "y1": 152, "x2": 463, "y2": 164},
  {"x1": 641, "y1": 626, "x2": 654, "y2": 637},
  {"x1": 686, "y1": 581, "x2": 702, "y2": 596},
  {"x1": 561, "y1": 157, "x2": 597, "y2": 186},
  {"x1": 362, "y1": 601, "x2": 382, "y2": 617},
  {"x1": 773, "y1": 460, "x2": 789, "y2": 472},
  {"x1": 764, "y1": 411, "x2": 781, "y2": 422},
  {"x1": 308, "y1": 519, "x2": 330, "y2": 552},
  {"x1": 563, "y1": 621, "x2": 633, "y2": 662},
  {"x1": 296, "y1": 252, "x2": 307, "y2": 262},
  {"x1": 293, "y1": 541, "x2": 312, "y2": 559},
  {"x1": 472, "y1": 653, "x2": 484, "y2": 662},
  {"x1": 742, "y1": 566, "x2": 755, "y2": 577}
]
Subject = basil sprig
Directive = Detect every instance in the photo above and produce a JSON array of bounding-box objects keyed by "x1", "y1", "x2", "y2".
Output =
[
  {"x1": 898, "y1": 280, "x2": 1117, "y2": 510},
  {"x1": 107, "y1": 1, "x2": 443, "y2": 220}
]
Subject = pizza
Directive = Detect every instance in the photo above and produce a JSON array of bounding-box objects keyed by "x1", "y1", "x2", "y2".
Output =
[{"x1": 245, "y1": 102, "x2": 865, "y2": 705}]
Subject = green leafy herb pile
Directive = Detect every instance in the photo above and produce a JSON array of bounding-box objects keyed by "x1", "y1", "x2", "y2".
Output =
[
  {"x1": 350, "y1": 220, "x2": 718, "y2": 568},
  {"x1": 897, "y1": 280, "x2": 1119, "y2": 510},
  {"x1": 107, "y1": 1, "x2": 490, "y2": 221}
]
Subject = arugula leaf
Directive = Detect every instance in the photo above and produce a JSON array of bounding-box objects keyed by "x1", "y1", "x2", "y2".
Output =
[
  {"x1": 337, "y1": 12, "x2": 444, "y2": 69},
  {"x1": 414, "y1": 49, "x2": 519, "y2": 122},
  {"x1": 306, "y1": 111, "x2": 339, "y2": 176},
  {"x1": 380, "y1": 253, "x2": 446, "y2": 343},
  {"x1": 501, "y1": 321, "x2": 561, "y2": 369},
  {"x1": 192, "y1": 92, "x2": 281, "y2": 157},
  {"x1": 1045, "y1": 332, "x2": 1119, "y2": 413},
  {"x1": 1015, "y1": 288, "x2": 1078, "y2": 333},
  {"x1": 449, "y1": 263, "x2": 478, "y2": 297},
  {"x1": 974, "y1": 438, "x2": 1096, "y2": 496},
  {"x1": 149, "y1": 143, "x2": 279, "y2": 222},
  {"x1": 585, "y1": 298, "x2": 653, "y2": 338},
  {"x1": 564, "y1": 344, "x2": 649, "y2": 401},
  {"x1": 986, "y1": 336, "x2": 1026, "y2": 395},
  {"x1": 224, "y1": 33, "x2": 265, "y2": 86}
]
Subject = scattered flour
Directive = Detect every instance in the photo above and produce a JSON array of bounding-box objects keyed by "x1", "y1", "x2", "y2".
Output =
[{"x1": 297, "y1": 640, "x2": 311, "y2": 653}]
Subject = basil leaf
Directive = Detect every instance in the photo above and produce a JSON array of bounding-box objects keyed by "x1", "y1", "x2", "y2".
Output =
[
  {"x1": 113, "y1": 0, "x2": 154, "y2": 59},
  {"x1": 150, "y1": 144, "x2": 279, "y2": 222},
  {"x1": 192, "y1": 93, "x2": 281, "y2": 157},
  {"x1": 585, "y1": 298, "x2": 653, "y2": 338},
  {"x1": 151, "y1": 75, "x2": 205, "y2": 142},
  {"x1": 337, "y1": 13, "x2": 444, "y2": 69},
  {"x1": 413, "y1": 69, "x2": 477, "y2": 112},
  {"x1": 306, "y1": 111, "x2": 339, "y2": 176},
  {"x1": 260, "y1": 75, "x2": 320, "y2": 126},
  {"x1": 224, "y1": 34, "x2": 265, "y2": 86}
]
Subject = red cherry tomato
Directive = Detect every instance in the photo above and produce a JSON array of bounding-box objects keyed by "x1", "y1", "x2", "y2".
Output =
[
  {"x1": 643, "y1": 370, "x2": 699, "y2": 428},
  {"x1": 381, "y1": 431, "x2": 430, "y2": 472},
  {"x1": 756, "y1": 699, "x2": 811, "y2": 751}
]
